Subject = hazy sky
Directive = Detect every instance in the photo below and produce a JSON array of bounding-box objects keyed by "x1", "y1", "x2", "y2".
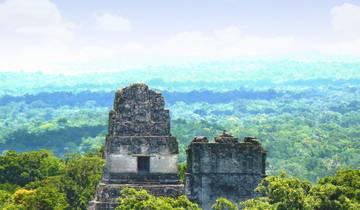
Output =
[{"x1": 0, "y1": 0, "x2": 360, "y2": 73}]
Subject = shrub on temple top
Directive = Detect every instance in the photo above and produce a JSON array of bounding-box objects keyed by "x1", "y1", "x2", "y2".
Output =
[
  {"x1": 116, "y1": 187, "x2": 201, "y2": 210},
  {"x1": 212, "y1": 197, "x2": 238, "y2": 210}
]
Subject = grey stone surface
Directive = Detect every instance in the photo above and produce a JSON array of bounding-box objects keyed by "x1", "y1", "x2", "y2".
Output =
[
  {"x1": 185, "y1": 132, "x2": 267, "y2": 210},
  {"x1": 104, "y1": 84, "x2": 180, "y2": 183},
  {"x1": 89, "y1": 84, "x2": 267, "y2": 210},
  {"x1": 89, "y1": 84, "x2": 184, "y2": 210},
  {"x1": 108, "y1": 84, "x2": 170, "y2": 136}
]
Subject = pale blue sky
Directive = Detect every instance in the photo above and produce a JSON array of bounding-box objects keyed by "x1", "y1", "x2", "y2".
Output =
[
  {"x1": 0, "y1": 0, "x2": 359, "y2": 73},
  {"x1": 52, "y1": 0, "x2": 358, "y2": 39}
]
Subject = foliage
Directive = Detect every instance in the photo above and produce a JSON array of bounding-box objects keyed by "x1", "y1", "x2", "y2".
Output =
[
  {"x1": 212, "y1": 197, "x2": 238, "y2": 210},
  {"x1": 6, "y1": 187, "x2": 68, "y2": 210},
  {"x1": 116, "y1": 187, "x2": 201, "y2": 210},
  {"x1": 0, "y1": 183, "x2": 19, "y2": 193},
  {"x1": 0, "y1": 83, "x2": 359, "y2": 182},
  {"x1": 62, "y1": 155, "x2": 105, "y2": 209},
  {"x1": 0, "y1": 150, "x2": 104, "y2": 210},
  {"x1": 0, "y1": 150, "x2": 63, "y2": 186},
  {"x1": 241, "y1": 170, "x2": 360, "y2": 210},
  {"x1": 178, "y1": 163, "x2": 187, "y2": 184},
  {"x1": 1, "y1": 60, "x2": 360, "y2": 94},
  {"x1": 0, "y1": 64, "x2": 360, "y2": 209},
  {"x1": 311, "y1": 169, "x2": 360, "y2": 210},
  {"x1": 0, "y1": 190, "x2": 11, "y2": 208}
]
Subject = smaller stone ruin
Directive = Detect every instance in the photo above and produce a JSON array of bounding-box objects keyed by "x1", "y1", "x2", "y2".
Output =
[{"x1": 185, "y1": 132, "x2": 267, "y2": 210}]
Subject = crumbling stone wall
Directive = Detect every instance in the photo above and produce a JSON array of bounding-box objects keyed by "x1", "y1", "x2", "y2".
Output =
[
  {"x1": 89, "y1": 84, "x2": 267, "y2": 210},
  {"x1": 89, "y1": 84, "x2": 184, "y2": 210},
  {"x1": 185, "y1": 133, "x2": 266, "y2": 210},
  {"x1": 108, "y1": 84, "x2": 170, "y2": 136},
  {"x1": 103, "y1": 84, "x2": 180, "y2": 184}
]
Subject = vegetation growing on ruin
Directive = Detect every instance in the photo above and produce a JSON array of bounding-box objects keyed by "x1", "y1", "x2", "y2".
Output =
[{"x1": 116, "y1": 188, "x2": 200, "y2": 210}]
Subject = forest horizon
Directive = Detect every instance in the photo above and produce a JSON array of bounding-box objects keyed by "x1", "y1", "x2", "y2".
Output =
[{"x1": 1, "y1": 0, "x2": 359, "y2": 209}]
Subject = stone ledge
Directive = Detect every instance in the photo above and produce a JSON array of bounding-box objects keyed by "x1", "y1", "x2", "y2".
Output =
[{"x1": 107, "y1": 172, "x2": 180, "y2": 184}]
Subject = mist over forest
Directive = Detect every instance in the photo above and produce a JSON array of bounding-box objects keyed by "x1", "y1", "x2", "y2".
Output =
[{"x1": 1, "y1": 60, "x2": 359, "y2": 182}]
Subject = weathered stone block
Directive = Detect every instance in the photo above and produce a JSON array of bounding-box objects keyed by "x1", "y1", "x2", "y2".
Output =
[
  {"x1": 90, "y1": 84, "x2": 184, "y2": 210},
  {"x1": 185, "y1": 132, "x2": 266, "y2": 210}
]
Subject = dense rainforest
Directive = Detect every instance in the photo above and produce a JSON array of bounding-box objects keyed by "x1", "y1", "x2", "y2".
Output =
[
  {"x1": 0, "y1": 150, "x2": 358, "y2": 209},
  {"x1": 0, "y1": 60, "x2": 359, "y2": 209}
]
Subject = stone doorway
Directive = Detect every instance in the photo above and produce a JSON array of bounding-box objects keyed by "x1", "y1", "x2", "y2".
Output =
[{"x1": 137, "y1": 156, "x2": 150, "y2": 173}]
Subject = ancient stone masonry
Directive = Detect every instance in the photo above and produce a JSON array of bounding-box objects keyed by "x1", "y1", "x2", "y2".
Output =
[
  {"x1": 89, "y1": 83, "x2": 267, "y2": 210},
  {"x1": 89, "y1": 84, "x2": 184, "y2": 210},
  {"x1": 185, "y1": 132, "x2": 267, "y2": 210}
]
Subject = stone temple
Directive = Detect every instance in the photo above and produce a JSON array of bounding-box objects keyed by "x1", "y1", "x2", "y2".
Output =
[
  {"x1": 185, "y1": 133, "x2": 267, "y2": 209},
  {"x1": 89, "y1": 84, "x2": 184, "y2": 210},
  {"x1": 89, "y1": 84, "x2": 266, "y2": 210}
]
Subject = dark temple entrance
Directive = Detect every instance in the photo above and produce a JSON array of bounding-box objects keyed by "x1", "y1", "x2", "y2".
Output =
[{"x1": 137, "y1": 156, "x2": 150, "y2": 173}]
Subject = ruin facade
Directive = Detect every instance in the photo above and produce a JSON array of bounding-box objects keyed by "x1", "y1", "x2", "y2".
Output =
[
  {"x1": 89, "y1": 84, "x2": 184, "y2": 210},
  {"x1": 185, "y1": 133, "x2": 267, "y2": 210},
  {"x1": 89, "y1": 83, "x2": 266, "y2": 210}
]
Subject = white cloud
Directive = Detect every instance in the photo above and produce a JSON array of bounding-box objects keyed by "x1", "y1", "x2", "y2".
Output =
[
  {"x1": 319, "y1": 3, "x2": 360, "y2": 56},
  {"x1": 95, "y1": 13, "x2": 131, "y2": 32},
  {"x1": 0, "y1": 1, "x2": 359, "y2": 73},
  {"x1": 0, "y1": 0, "x2": 77, "y2": 71},
  {"x1": 319, "y1": 38, "x2": 360, "y2": 56},
  {"x1": 0, "y1": 0, "x2": 135, "y2": 73},
  {"x1": 61, "y1": 26, "x2": 301, "y2": 71},
  {"x1": 0, "y1": 0, "x2": 75, "y2": 42},
  {"x1": 158, "y1": 26, "x2": 300, "y2": 59},
  {"x1": 331, "y1": 3, "x2": 360, "y2": 37}
]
